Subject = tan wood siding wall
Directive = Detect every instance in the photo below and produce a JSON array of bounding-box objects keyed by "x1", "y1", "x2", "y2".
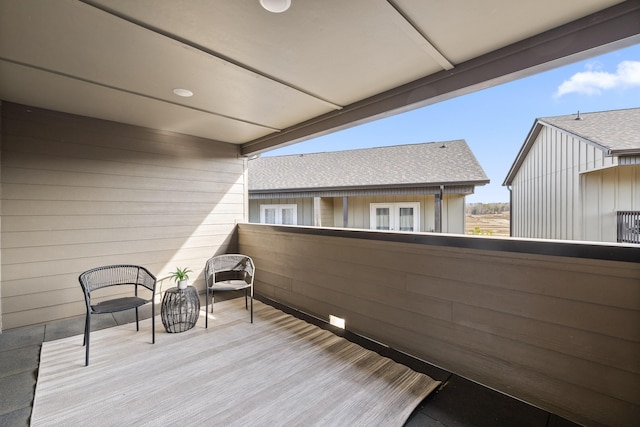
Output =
[
  {"x1": 511, "y1": 126, "x2": 618, "y2": 240},
  {"x1": 1, "y1": 103, "x2": 245, "y2": 329},
  {"x1": 238, "y1": 223, "x2": 640, "y2": 427},
  {"x1": 332, "y1": 194, "x2": 464, "y2": 233}
]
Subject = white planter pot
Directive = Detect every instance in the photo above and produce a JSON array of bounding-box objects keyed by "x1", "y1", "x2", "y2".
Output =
[{"x1": 178, "y1": 280, "x2": 189, "y2": 290}]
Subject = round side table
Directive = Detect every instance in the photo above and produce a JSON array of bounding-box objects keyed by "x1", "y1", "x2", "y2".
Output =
[{"x1": 161, "y1": 286, "x2": 200, "y2": 333}]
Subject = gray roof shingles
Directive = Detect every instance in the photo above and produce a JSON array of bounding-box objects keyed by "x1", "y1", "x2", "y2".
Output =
[
  {"x1": 249, "y1": 140, "x2": 489, "y2": 191},
  {"x1": 539, "y1": 107, "x2": 640, "y2": 153}
]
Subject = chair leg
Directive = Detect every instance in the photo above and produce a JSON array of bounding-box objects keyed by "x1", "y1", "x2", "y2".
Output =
[
  {"x1": 245, "y1": 289, "x2": 248, "y2": 310},
  {"x1": 205, "y1": 287, "x2": 209, "y2": 328},
  {"x1": 151, "y1": 301, "x2": 155, "y2": 344},
  {"x1": 135, "y1": 307, "x2": 140, "y2": 331},
  {"x1": 250, "y1": 294, "x2": 253, "y2": 324},
  {"x1": 85, "y1": 313, "x2": 91, "y2": 366},
  {"x1": 83, "y1": 312, "x2": 88, "y2": 346}
]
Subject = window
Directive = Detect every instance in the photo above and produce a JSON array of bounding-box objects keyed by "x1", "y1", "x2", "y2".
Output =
[
  {"x1": 370, "y1": 203, "x2": 419, "y2": 231},
  {"x1": 260, "y1": 204, "x2": 297, "y2": 225}
]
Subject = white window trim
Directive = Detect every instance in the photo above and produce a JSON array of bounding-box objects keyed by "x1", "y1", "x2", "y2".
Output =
[
  {"x1": 260, "y1": 204, "x2": 298, "y2": 225},
  {"x1": 370, "y1": 202, "x2": 420, "y2": 231}
]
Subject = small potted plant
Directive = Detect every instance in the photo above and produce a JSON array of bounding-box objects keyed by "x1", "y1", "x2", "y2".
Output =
[{"x1": 170, "y1": 267, "x2": 193, "y2": 290}]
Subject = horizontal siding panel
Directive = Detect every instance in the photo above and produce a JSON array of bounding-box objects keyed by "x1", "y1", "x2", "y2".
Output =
[
  {"x1": 3, "y1": 145, "x2": 243, "y2": 177},
  {"x1": 2, "y1": 224, "x2": 235, "y2": 248},
  {"x1": 2, "y1": 170, "x2": 244, "y2": 193},
  {"x1": 370, "y1": 298, "x2": 640, "y2": 404},
  {"x1": 254, "y1": 268, "x2": 292, "y2": 293},
  {"x1": 4, "y1": 178, "x2": 244, "y2": 200},
  {"x1": 1, "y1": 103, "x2": 243, "y2": 330},
  {"x1": 407, "y1": 272, "x2": 640, "y2": 342},
  {"x1": 403, "y1": 248, "x2": 640, "y2": 310},
  {"x1": 270, "y1": 284, "x2": 639, "y2": 427},
  {"x1": 2, "y1": 213, "x2": 241, "y2": 232},
  {"x1": 1, "y1": 199, "x2": 243, "y2": 216},
  {"x1": 2, "y1": 301, "x2": 88, "y2": 330},
  {"x1": 239, "y1": 224, "x2": 640, "y2": 426},
  {"x1": 1, "y1": 250, "x2": 230, "y2": 300},
  {"x1": 347, "y1": 306, "x2": 640, "y2": 427},
  {"x1": 4, "y1": 110, "x2": 239, "y2": 159},
  {"x1": 453, "y1": 303, "x2": 640, "y2": 374},
  {"x1": 2, "y1": 183, "x2": 243, "y2": 203},
  {"x1": 2, "y1": 237, "x2": 230, "y2": 276},
  {"x1": 3, "y1": 287, "x2": 90, "y2": 313},
  {"x1": 290, "y1": 268, "x2": 453, "y2": 322},
  {"x1": 2, "y1": 233, "x2": 232, "y2": 265}
]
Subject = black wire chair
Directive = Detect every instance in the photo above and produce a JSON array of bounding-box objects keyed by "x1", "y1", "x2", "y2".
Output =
[
  {"x1": 204, "y1": 254, "x2": 254, "y2": 327},
  {"x1": 78, "y1": 265, "x2": 156, "y2": 366}
]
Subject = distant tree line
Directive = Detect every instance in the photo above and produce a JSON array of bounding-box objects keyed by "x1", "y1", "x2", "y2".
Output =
[{"x1": 466, "y1": 202, "x2": 509, "y2": 215}]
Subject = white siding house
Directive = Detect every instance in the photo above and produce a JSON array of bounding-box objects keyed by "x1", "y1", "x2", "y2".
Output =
[
  {"x1": 504, "y1": 108, "x2": 640, "y2": 242},
  {"x1": 249, "y1": 141, "x2": 489, "y2": 234}
]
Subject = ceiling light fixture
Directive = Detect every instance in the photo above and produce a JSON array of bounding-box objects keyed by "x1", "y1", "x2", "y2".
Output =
[
  {"x1": 172, "y1": 88, "x2": 193, "y2": 97},
  {"x1": 260, "y1": 0, "x2": 291, "y2": 13}
]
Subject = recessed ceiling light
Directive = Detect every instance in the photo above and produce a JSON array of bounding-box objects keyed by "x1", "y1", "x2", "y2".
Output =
[
  {"x1": 260, "y1": 0, "x2": 291, "y2": 13},
  {"x1": 173, "y1": 88, "x2": 193, "y2": 97}
]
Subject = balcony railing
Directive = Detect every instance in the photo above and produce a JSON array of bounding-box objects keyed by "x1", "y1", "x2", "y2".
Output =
[
  {"x1": 617, "y1": 211, "x2": 640, "y2": 243},
  {"x1": 238, "y1": 222, "x2": 640, "y2": 427}
]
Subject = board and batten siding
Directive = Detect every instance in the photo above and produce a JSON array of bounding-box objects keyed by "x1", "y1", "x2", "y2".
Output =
[
  {"x1": 249, "y1": 194, "x2": 465, "y2": 233},
  {"x1": 238, "y1": 223, "x2": 640, "y2": 427},
  {"x1": 582, "y1": 164, "x2": 640, "y2": 242},
  {"x1": 333, "y1": 194, "x2": 464, "y2": 233},
  {"x1": 510, "y1": 125, "x2": 625, "y2": 241},
  {"x1": 248, "y1": 198, "x2": 314, "y2": 225},
  {"x1": 0, "y1": 102, "x2": 246, "y2": 330},
  {"x1": 319, "y1": 197, "x2": 334, "y2": 227}
]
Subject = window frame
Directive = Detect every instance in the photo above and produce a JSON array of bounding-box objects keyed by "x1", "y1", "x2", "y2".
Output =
[
  {"x1": 260, "y1": 204, "x2": 298, "y2": 225},
  {"x1": 369, "y1": 202, "x2": 420, "y2": 231}
]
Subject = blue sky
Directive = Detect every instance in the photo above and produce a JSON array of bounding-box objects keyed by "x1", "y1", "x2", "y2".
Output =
[{"x1": 264, "y1": 43, "x2": 640, "y2": 203}]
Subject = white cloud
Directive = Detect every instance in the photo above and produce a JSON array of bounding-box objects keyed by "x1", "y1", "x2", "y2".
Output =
[{"x1": 554, "y1": 60, "x2": 640, "y2": 98}]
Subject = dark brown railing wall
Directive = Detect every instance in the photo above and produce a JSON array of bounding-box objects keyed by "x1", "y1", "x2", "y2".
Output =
[{"x1": 238, "y1": 223, "x2": 640, "y2": 427}]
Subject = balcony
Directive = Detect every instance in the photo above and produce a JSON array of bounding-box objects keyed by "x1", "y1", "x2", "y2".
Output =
[
  {"x1": 237, "y1": 223, "x2": 639, "y2": 427},
  {"x1": 1, "y1": 224, "x2": 638, "y2": 426},
  {"x1": 618, "y1": 211, "x2": 640, "y2": 244}
]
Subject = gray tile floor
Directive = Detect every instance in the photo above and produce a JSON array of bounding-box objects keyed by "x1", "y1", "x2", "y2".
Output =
[{"x1": 0, "y1": 294, "x2": 580, "y2": 427}]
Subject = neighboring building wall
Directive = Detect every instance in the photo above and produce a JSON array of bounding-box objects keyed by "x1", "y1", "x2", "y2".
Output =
[
  {"x1": 319, "y1": 197, "x2": 334, "y2": 227},
  {"x1": 511, "y1": 126, "x2": 618, "y2": 240},
  {"x1": 332, "y1": 194, "x2": 465, "y2": 233},
  {"x1": 582, "y1": 165, "x2": 640, "y2": 242},
  {"x1": 249, "y1": 198, "x2": 314, "y2": 225},
  {"x1": 0, "y1": 103, "x2": 245, "y2": 329}
]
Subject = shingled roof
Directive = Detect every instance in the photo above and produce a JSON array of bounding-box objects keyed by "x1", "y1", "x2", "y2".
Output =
[
  {"x1": 503, "y1": 108, "x2": 640, "y2": 186},
  {"x1": 540, "y1": 108, "x2": 640, "y2": 154},
  {"x1": 249, "y1": 140, "x2": 489, "y2": 193}
]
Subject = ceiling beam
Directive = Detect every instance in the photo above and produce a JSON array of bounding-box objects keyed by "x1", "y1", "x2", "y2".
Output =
[{"x1": 241, "y1": 0, "x2": 640, "y2": 156}]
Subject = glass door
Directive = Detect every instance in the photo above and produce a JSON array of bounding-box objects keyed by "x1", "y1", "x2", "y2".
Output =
[
  {"x1": 373, "y1": 206, "x2": 391, "y2": 230},
  {"x1": 260, "y1": 204, "x2": 298, "y2": 225},
  {"x1": 370, "y1": 203, "x2": 419, "y2": 231},
  {"x1": 398, "y1": 205, "x2": 416, "y2": 231}
]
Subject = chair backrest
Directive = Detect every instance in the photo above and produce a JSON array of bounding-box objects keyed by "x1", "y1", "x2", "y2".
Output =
[
  {"x1": 205, "y1": 254, "x2": 254, "y2": 287},
  {"x1": 79, "y1": 265, "x2": 157, "y2": 299}
]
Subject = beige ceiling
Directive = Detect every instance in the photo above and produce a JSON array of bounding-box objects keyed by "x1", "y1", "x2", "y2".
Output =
[{"x1": 1, "y1": 0, "x2": 639, "y2": 155}]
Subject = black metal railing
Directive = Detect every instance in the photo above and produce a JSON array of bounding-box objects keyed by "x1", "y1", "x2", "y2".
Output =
[{"x1": 617, "y1": 211, "x2": 640, "y2": 244}]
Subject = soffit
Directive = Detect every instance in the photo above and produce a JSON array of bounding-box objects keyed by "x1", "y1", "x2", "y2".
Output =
[{"x1": 0, "y1": 0, "x2": 637, "y2": 153}]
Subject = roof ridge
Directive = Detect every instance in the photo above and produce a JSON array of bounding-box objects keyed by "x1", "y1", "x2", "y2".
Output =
[{"x1": 255, "y1": 140, "x2": 467, "y2": 160}]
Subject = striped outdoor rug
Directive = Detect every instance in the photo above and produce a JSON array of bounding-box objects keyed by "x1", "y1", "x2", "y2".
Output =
[{"x1": 31, "y1": 298, "x2": 439, "y2": 426}]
